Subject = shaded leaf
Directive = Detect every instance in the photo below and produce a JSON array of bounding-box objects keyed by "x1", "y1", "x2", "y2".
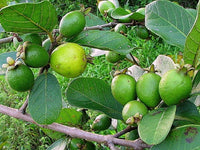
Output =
[
  {"x1": 184, "y1": 2, "x2": 200, "y2": 67},
  {"x1": 56, "y1": 108, "x2": 83, "y2": 126},
  {"x1": 42, "y1": 128, "x2": 65, "y2": 140},
  {"x1": 138, "y1": 106, "x2": 176, "y2": 145},
  {"x1": 151, "y1": 125, "x2": 200, "y2": 150},
  {"x1": 69, "y1": 30, "x2": 134, "y2": 55},
  {"x1": 145, "y1": 0, "x2": 195, "y2": 48},
  {"x1": 29, "y1": 73, "x2": 62, "y2": 125},
  {"x1": 46, "y1": 138, "x2": 67, "y2": 150},
  {"x1": 66, "y1": 77, "x2": 123, "y2": 120},
  {"x1": 175, "y1": 101, "x2": 200, "y2": 124},
  {"x1": 85, "y1": 13, "x2": 110, "y2": 30},
  {"x1": 0, "y1": 1, "x2": 57, "y2": 33}
]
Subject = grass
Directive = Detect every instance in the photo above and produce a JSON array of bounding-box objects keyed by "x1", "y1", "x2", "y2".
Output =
[{"x1": 0, "y1": 27, "x2": 181, "y2": 149}]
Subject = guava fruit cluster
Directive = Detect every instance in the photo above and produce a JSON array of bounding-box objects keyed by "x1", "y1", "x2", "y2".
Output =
[
  {"x1": 111, "y1": 67, "x2": 192, "y2": 124},
  {"x1": 4, "y1": 33, "x2": 50, "y2": 92}
]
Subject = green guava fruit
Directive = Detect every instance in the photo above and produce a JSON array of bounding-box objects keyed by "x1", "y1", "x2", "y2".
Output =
[
  {"x1": 114, "y1": 23, "x2": 127, "y2": 34},
  {"x1": 23, "y1": 44, "x2": 49, "y2": 68},
  {"x1": 6, "y1": 64, "x2": 34, "y2": 92},
  {"x1": 159, "y1": 69, "x2": 192, "y2": 106},
  {"x1": 91, "y1": 114, "x2": 111, "y2": 131},
  {"x1": 136, "y1": 73, "x2": 161, "y2": 107},
  {"x1": 50, "y1": 42, "x2": 87, "y2": 78},
  {"x1": 122, "y1": 100, "x2": 148, "y2": 123},
  {"x1": 111, "y1": 74, "x2": 136, "y2": 105},
  {"x1": 135, "y1": 25, "x2": 149, "y2": 39},
  {"x1": 105, "y1": 51, "x2": 125, "y2": 63},
  {"x1": 59, "y1": 11, "x2": 86, "y2": 38},
  {"x1": 70, "y1": 138, "x2": 84, "y2": 150}
]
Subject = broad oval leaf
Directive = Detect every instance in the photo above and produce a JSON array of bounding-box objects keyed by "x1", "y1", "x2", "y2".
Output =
[
  {"x1": 145, "y1": 0, "x2": 195, "y2": 48},
  {"x1": 138, "y1": 106, "x2": 176, "y2": 145},
  {"x1": 0, "y1": 1, "x2": 57, "y2": 33},
  {"x1": 175, "y1": 101, "x2": 200, "y2": 124},
  {"x1": 191, "y1": 70, "x2": 200, "y2": 97},
  {"x1": 0, "y1": 52, "x2": 16, "y2": 75},
  {"x1": 69, "y1": 30, "x2": 134, "y2": 55},
  {"x1": 183, "y1": 1, "x2": 200, "y2": 67},
  {"x1": 151, "y1": 125, "x2": 200, "y2": 150},
  {"x1": 46, "y1": 138, "x2": 67, "y2": 150},
  {"x1": 66, "y1": 77, "x2": 123, "y2": 120},
  {"x1": 29, "y1": 73, "x2": 62, "y2": 125}
]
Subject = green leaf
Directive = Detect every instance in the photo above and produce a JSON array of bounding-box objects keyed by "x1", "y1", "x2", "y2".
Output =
[
  {"x1": 68, "y1": 30, "x2": 134, "y2": 55},
  {"x1": 151, "y1": 125, "x2": 200, "y2": 150},
  {"x1": 175, "y1": 101, "x2": 200, "y2": 124},
  {"x1": 42, "y1": 128, "x2": 65, "y2": 140},
  {"x1": 56, "y1": 108, "x2": 83, "y2": 126},
  {"x1": 184, "y1": 2, "x2": 200, "y2": 67},
  {"x1": 46, "y1": 138, "x2": 67, "y2": 150},
  {"x1": 0, "y1": 1, "x2": 57, "y2": 33},
  {"x1": 191, "y1": 70, "x2": 200, "y2": 96},
  {"x1": 29, "y1": 73, "x2": 62, "y2": 125},
  {"x1": 145, "y1": 0, "x2": 195, "y2": 48},
  {"x1": 186, "y1": 8, "x2": 197, "y2": 20},
  {"x1": 66, "y1": 77, "x2": 123, "y2": 120},
  {"x1": 0, "y1": 0, "x2": 7, "y2": 9},
  {"x1": 111, "y1": 7, "x2": 132, "y2": 19},
  {"x1": 85, "y1": 13, "x2": 110, "y2": 30},
  {"x1": 0, "y1": 52, "x2": 16, "y2": 75},
  {"x1": 138, "y1": 106, "x2": 176, "y2": 145}
]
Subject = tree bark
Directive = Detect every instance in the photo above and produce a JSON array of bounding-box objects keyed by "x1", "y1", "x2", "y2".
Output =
[{"x1": 0, "y1": 104, "x2": 151, "y2": 150}]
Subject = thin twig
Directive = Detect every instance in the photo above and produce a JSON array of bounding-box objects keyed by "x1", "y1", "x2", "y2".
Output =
[
  {"x1": 19, "y1": 95, "x2": 29, "y2": 114},
  {"x1": 0, "y1": 104, "x2": 151, "y2": 149},
  {"x1": 0, "y1": 36, "x2": 13, "y2": 44},
  {"x1": 113, "y1": 126, "x2": 137, "y2": 138}
]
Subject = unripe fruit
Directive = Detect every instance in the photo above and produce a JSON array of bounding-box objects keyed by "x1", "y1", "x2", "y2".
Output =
[
  {"x1": 136, "y1": 73, "x2": 161, "y2": 107},
  {"x1": 59, "y1": 11, "x2": 86, "y2": 38},
  {"x1": 122, "y1": 100, "x2": 148, "y2": 123},
  {"x1": 98, "y1": 1, "x2": 115, "y2": 15},
  {"x1": 105, "y1": 51, "x2": 125, "y2": 63},
  {"x1": 159, "y1": 69, "x2": 192, "y2": 106},
  {"x1": 6, "y1": 64, "x2": 34, "y2": 92},
  {"x1": 91, "y1": 114, "x2": 111, "y2": 131},
  {"x1": 50, "y1": 43, "x2": 87, "y2": 78},
  {"x1": 111, "y1": 74, "x2": 136, "y2": 105},
  {"x1": 135, "y1": 25, "x2": 149, "y2": 39},
  {"x1": 23, "y1": 44, "x2": 49, "y2": 68},
  {"x1": 70, "y1": 138, "x2": 84, "y2": 150},
  {"x1": 114, "y1": 23, "x2": 127, "y2": 34}
]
